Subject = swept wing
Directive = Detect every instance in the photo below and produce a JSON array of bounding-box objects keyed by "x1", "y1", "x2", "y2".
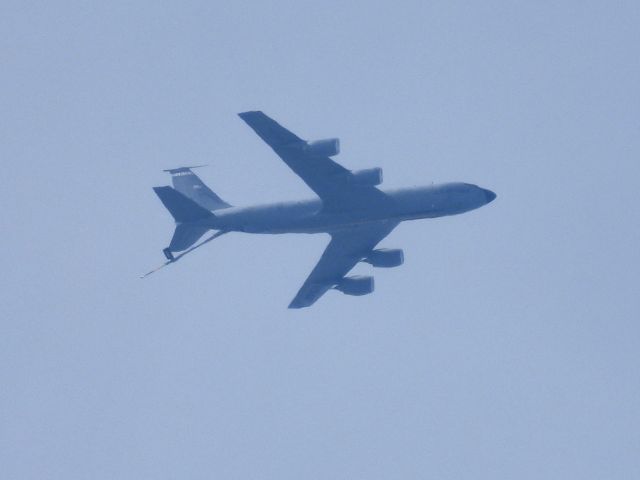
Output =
[
  {"x1": 289, "y1": 220, "x2": 399, "y2": 308},
  {"x1": 238, "y1": 111, "x2": 391, "y2": 211}
]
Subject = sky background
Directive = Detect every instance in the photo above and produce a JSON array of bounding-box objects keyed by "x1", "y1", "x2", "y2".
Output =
[{"x1": 2, "y1": 1, "x2": 639, "y2": 478}]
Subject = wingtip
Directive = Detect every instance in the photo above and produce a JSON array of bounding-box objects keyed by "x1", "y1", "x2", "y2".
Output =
[
  {"x1": 238, "y1": 110, "x2": 263, "y2": 119},
  {"x1": 288, "y1": 299, "x2": 300, "y2": 309},
  {"x1": 288, "y1": 298, "x2": 312, "y2": 309}
]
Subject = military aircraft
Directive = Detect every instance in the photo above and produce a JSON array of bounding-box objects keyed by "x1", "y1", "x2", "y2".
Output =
[{"x1": 143, "y1": 111, "x2": 496, "y2": 308}]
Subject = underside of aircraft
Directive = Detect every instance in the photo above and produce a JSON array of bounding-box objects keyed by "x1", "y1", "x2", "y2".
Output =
[{"x1": 143, "y1": 111, "x2": 496, "y2": 308}]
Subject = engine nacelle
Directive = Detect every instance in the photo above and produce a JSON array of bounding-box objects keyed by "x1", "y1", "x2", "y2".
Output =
[
  {"x1": 334, "y1": 275, "x2": 374, "y2": 296},
  {"x1": 363, "y1": 248, "x2": 404, "y2": 268},
  {"x1": 305, "y1": 138, "x2": 340, "y2": 157},
  {"x1": 350, "y1": 167, "x2": 383, "y2": 186}
]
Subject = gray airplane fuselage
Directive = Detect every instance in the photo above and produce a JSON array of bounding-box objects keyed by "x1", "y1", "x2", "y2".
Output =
[
  {"x1": 204, "y1": 182, "x2": 496, "y2": 234},
  {"x1": 147, "y1": 111, "x2": 499, "y2": 306}
]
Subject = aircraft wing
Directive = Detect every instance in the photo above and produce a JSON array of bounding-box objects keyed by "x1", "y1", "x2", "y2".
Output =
[
  {"x1": 238, "y1": 111, "x2": 391, "y2": 211},
  {"x1": 288, "y1": 220, "x2": 399, "y2": 308}
]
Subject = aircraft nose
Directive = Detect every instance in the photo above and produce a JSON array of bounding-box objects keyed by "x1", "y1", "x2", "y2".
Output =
[{"x1": 483, "y1": 188, "x2": 497, "y2": 203}]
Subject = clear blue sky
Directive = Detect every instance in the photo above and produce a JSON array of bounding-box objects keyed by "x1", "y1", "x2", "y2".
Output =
[{"x1": 2, "y1": 1, "x2": 639, "y2": 478}]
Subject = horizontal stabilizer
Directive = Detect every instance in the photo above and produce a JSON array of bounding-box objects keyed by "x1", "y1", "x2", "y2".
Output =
[
  {"x1": 153, "y1": 186, "x2": 213, "y2": 223},
  {"x1": 169, "y1": 223, "x2": 210, "y2": 252}
]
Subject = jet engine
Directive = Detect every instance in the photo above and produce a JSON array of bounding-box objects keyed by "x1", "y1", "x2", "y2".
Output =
[
  {"x1": 334, "y1": 275, "x2": 374, "y2": 296},
  {"x1": 363, "y1": 248, "x2": 404, "y2": 268},
  {"x1": 305, "y1": 138, "x2": 340, "y2": 157},
  {"x1": 350, "y1": 167, "x2": 383, "y2": 186}
]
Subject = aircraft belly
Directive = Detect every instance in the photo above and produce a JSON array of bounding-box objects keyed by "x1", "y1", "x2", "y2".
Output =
[
  {"x1": 214, "y1": 196, "x2": 415, "y2": 234},
  {"x1": 148, "y1": 111, "x2": 497, "y2": 309},
  {"x1": 277, "y1": 213, "x2": 394, "y2": 234},
  {"x1": 224, "y1": 211, "x2": 395, "y2": 235}
]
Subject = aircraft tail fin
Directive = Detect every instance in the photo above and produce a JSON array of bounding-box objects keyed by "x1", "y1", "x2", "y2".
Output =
[
  {"x1": 163, "y1": 166, "x2": 231, "y2": 211},
  {"x1": 153, "y1": 186, "x2": 214, "y2": 223}
]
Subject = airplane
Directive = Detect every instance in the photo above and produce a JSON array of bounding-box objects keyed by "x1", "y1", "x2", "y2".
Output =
[{"x1": 143, "y1": 111, "x2": 496, "y2": 308}]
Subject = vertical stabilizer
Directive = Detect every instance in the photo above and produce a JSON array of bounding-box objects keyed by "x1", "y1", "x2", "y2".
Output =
[{"x1": 163, "y1": 166, "x2": 231, "y2": 211}]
